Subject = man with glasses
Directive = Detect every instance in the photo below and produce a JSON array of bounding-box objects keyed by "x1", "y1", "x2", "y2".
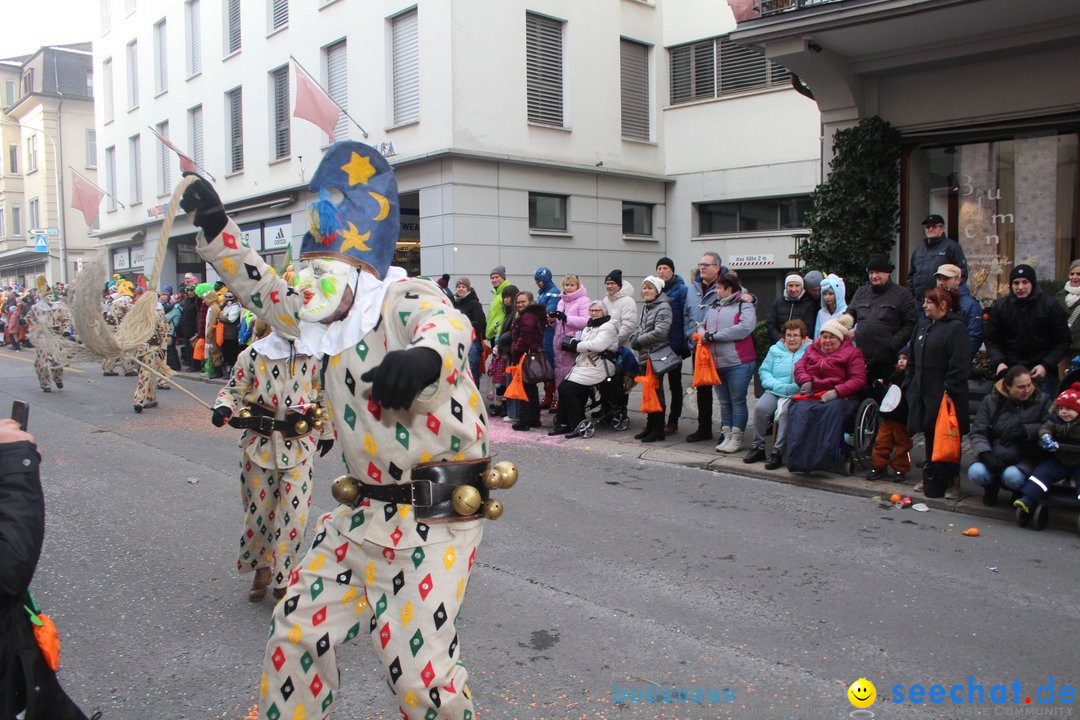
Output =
[{"x1": 908, "y1": 214, "x2": 968, "y2": 304}]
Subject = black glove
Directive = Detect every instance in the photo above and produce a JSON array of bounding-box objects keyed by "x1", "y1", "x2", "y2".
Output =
[
  {"x1": 630, "y1": 337, "x2": 641, "y2": 350},
  {"x1": 701, "y1": 331, "x2": 715, "y2": 343},
  {"x1": 360, "y1": 347, "x2": 442, "y2": 411},
  {"x1": 317, "y1": 439, "x2": 335, "y2": 457},
  {"x1": 211, "y1": 406, "x2": 232, "y2": 427},
  {"x1": 979, "y1": 451, "x2": 1005, "y2": 475},
  {"x1": 179, "y1": 172, "x2": 228, "y2": 239},
  {"x1": 568, "y1": 339, "x2": 580, "y2": 354}
]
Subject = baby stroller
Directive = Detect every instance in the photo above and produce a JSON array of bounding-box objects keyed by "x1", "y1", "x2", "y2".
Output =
[{"x1": 566, "y1": 352, "x2": 632, "y2": 438}]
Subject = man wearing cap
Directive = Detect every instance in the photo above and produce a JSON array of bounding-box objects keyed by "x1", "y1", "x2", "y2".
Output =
[
  {"x1": 454, "y1": 276, "x2": 487, "y2": 383},
  {"x1": 803, "y1": 270, "x2": 824, "y2": 303},
  {"x1": 984, "y1": 264, "x2": 1069, "y2": 396},
  {"x1": 764, "y1": 273, "x2": 818, "y2": 344},
  {"x1": 933, "y1": 263, "x2": 983, "y2": 359},
  {"x1": 846, "y1": 254, "x2": 918, "y2": 382},
  {"x1": 908, "y1": 214, "x2": 968, "y2": 303},
  {"x1": 485, "y1": 265, "x2": 510, "y2": 346},
  {"x1": 655, "y1": 257, "x2": 689, "y2": 434},
  {"x1": 183, "y1": 141, "x2": 493, "y2": 720}
]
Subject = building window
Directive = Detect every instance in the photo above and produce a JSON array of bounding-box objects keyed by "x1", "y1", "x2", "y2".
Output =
[
  {"x1": 86, "y1": 130, "x2": 97, "y2": 168},
  {"x1": 26, "y1": 136, "x2": 37, "y2": 173},
  {"x1": 153, "y1": 19, "x2": 168, "y2": 94},
  {"x1": 129, "y1": 133, "x2": 142, "y2": 204},
  {"x1": 156, "y1": 121, "x2": 171, "y2": 195},
  {"x1": 390, "y1": 8, "x2": 419, "y2": 126},
  {"x1": 226, "y1": 88, "x2": 243, "y2": 172},
  {"x1": 526, "y1": 12, "x2": 563, "y2": 127},
  {"x1": 126, "y1": 40, "x2": 139, "y2": 109},
  {"x1": 21, "y1": 69, "x2": 34, "y2": 96},
  {"x1": 270, "y1": 66, "x2": 290, "y2": 160},
  {"x1": 12, "y1": 205, "x2": 21, "y2": 236},
  {"x1": 0, "y1": 207, "x2": 5, "y2": 237},
  {"x1": 225, "y1": 0, "x2": 242, "y2": 55},
  {"x1": 529, "y1": 193, "x2": 567, "y2": 231},
  {"x1": 4, "y1": 80, "x2": 14, "y2": 106},
  {"x1": 102, "y1": 58, "x2": 114, "y2": 123},
  {"x1": 670, "y1": 37, "x2": 790, "y2": 105},
  {"x1": 86, "y1": 70, "x2": 93, "y2": 97},
  {"x1": 7, "y1": 144, "x2": 17, "y2": 174},
  {"x1": 105, "y1": 146, "x2": 117, "y2": 211},
  {"x1": 28, "y1": 198, "x2": 40, "y2": 231},
  {"x1": 325, "y1": 39, "x2": 348, "y2": 140},
  {"x1": 186, "y1": 0, "x2": 202, "y2": 76},
  {"x1": 622, "y1": 202, "x2": 653, "y2": 236},
  {"x1": 620, "y1": 39, "x2": 649, "y2": 141},
  {"x1": 269, "y1": 0, "x2": 288, "y2": 32},
  {"x1": 697, "y1": 195, "x2": 811, "y2": 234},
  {"x1": 189, "y1": 105, "x2": 204, "y2": 169}
]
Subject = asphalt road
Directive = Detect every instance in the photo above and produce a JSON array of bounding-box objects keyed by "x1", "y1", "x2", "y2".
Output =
[{"x1": 3, "y1": 348, "x2": 1079, "y2": 720}]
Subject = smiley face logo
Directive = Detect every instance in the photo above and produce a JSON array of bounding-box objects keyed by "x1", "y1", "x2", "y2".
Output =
[{"x1": 847, "y1": 678, "x2": 876, "y2": 709}]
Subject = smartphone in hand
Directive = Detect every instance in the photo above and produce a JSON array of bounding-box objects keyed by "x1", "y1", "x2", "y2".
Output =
[{"x1": 11, "y1": 400, "x2": 29, "y2": 431}]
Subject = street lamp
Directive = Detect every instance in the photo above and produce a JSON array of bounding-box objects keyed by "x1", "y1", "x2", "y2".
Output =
[{"x1": 0, "y1": 119, "x2": 69, "y2": 283}]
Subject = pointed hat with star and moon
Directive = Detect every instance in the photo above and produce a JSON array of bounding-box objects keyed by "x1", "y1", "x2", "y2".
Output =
[{"x1": 299, "y1": 140, "x2": 400, "y2": 278}]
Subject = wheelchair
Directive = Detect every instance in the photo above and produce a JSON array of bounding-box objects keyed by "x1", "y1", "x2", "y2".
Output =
[
  {"x1": 784, "y1": 389, "x2": 879, "y2": 475},
  {"x1": 566, "y1": 371, "x2": 631, "y2": 439}
]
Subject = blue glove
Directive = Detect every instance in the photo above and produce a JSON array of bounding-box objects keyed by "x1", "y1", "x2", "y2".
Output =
[
  {"x1": 1071, "y1": 355, "x2": 1080, "y2": 371},
  {"x1": 1041, "y1": 435, "x2": 1059, "y2": 452}
]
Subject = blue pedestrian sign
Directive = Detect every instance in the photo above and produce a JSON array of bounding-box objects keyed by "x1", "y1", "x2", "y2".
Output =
[{"x1": 34, "y1": 235, "x2": 49, "y2": 253}]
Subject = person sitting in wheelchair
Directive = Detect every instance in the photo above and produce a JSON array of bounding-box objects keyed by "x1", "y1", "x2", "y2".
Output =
[
  {"x1": 785, "y1": 314, "x2": 868, "y2": 472},
  {"x1": 550, "y1": 302, "x2": 620, "y2": 436}
]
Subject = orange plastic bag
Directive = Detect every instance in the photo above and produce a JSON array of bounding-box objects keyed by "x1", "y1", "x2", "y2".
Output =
[
  {"x1": 691, "y1": 333, "x2": 721, "y2": 387},
  {"x1": 504, "y1": 356, "x2": 529, "y2": 401},
  {"x1": 479, "y1": 343, "x2": 491, "y2": 376},
  {"x1": 635, "y1": 359, "x2": 662, "y2": 413},
  {"x1": 931, "y1": 392, "x2": 962, "y2": 463},
  {"x1": 33, "y1": 612, "x2": 60, "y2": 671},
  {"x1": 215, "y1": 320, "x2": 225, "y2": 346},
  {"x1": 193, "y1": 337, "x2": 206, "y2": 361}
]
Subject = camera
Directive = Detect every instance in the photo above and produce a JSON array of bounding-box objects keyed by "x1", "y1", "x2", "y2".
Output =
[{"x1": 560, "y1": 336, "x2": 577, "y2": 353}]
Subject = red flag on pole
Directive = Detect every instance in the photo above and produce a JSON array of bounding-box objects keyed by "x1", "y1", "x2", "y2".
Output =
[
  {"x1": 292, "y1": 60, "x2": 341, "y2": 141},
  {"x1": 71, "y1": 168, "x2": 105, "y2": 226},
  {"x1": 148, "y1": 126, "x2": 198, "y2": 173}
]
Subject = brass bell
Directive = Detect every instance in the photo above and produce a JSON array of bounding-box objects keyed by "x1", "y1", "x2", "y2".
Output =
[
  {"x1": 482, "y1": 468, "x2": 503, "y2": 490},
  {"x1": 238, "y1": 407, "x2": 252, "y2": 419},
  {"x1": 451, "y1": 485, "x2": 483, "y2": 516},
  {"x1": 312, "y1": 419, "x2": 324, "y2": 430},
  {"x1": 331, "y1": 475, "x2": 360, "y2": 505},
  {"x1": 493, "y1": 461, "x2": 518, "y2": 489},
  {"x1": 295, "y1": 419, "x2": 310, "y2": 435},
  {"x1": 313, "y1": 407, "x2": 324, "y2": 419},
  {"x1": 481, "y1": 499, "x2": 504, "y2": 519}
]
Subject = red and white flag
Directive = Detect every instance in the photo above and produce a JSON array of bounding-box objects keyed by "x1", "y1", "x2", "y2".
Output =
[
  {"x1": 71, "y1": 168, "x2": 105, "y2": 226},
  {"x1": 292, "y1": 59, "x2": 341, "y2": 141},
  {"x1": 148, "y1": 126, "x2": 198, "y2": 173}
]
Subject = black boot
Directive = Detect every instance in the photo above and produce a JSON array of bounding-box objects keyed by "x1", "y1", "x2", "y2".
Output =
[
  {"x1": 641, "y1": 414, "x2": 665, "y2": 443},
  {"x1": 685, "y1": 424, "x2": 712, "y2": 442}
]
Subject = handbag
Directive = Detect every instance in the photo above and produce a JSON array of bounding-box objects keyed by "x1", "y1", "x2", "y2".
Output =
[
  {"x1": 647, "y1": 345, "x2": 682, "y2": 374},
  {"x1": 522, "y1": 349, "x2": 554, "y2": 383}
]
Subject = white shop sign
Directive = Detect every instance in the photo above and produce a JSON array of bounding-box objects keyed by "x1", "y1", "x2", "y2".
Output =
[
  {"x1": 263, "y1": 218, "x2": 292, "y2": 251},
  {"x1": 728, "y1": 254, "x2": 774, "y2": 268}
]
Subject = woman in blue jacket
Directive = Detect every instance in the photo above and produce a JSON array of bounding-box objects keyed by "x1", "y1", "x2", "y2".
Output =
[{"x1": 745, "y1": 319, "x2": 810, "y2": 469}]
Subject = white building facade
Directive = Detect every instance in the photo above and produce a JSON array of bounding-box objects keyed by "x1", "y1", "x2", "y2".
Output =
[{"x1": 93, "y1": 0, "x2": 820, "y2": 302}]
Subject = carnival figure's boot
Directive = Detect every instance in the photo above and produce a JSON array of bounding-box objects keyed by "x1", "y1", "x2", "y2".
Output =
[{"x1": 249, "y1": 567, "x2": 271, "y2": 601}]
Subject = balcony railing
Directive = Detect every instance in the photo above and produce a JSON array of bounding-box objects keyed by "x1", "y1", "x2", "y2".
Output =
[{"x1": 757, "y1": 0, "x2": 846, "y2": 17}]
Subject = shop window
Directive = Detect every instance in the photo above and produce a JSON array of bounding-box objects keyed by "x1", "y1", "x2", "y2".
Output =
[{"x1": 697, "y1": 195, "x2": 810, "y2": 234}]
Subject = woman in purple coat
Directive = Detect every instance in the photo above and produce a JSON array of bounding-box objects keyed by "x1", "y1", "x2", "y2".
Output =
[{"x1": 511, "y1": 291, "x2": 549, "y2": 431}]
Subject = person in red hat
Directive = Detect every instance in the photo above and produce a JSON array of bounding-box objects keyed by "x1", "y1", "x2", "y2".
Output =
[{"x1": 1014, "y1": 382, "x2": 1080, "y2": 513}]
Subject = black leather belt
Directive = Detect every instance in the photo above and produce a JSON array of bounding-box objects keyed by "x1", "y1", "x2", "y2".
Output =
[
  {"x1": 353, "y1": 457, "x2": 490, "y2": 521},
  {"x1": 229, "y1": 405, "x2": 314, "y2": 439}
]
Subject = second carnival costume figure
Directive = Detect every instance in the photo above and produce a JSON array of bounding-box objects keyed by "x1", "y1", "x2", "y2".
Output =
[
  {"x1": 30, "y1": 282, "x2": 72, "y2": 392},
  {"x1": 182, "y1": 141, "x2": 513, "y2": 720},
  {"x1": 213, "y1": 318, "x2": 335, "y2": 601},
  {"x1": 100, "y1": 281, "x2": 137, "y2": 376},
  {"x1": 132, "y1": 303, "x2": 172, "y2": 413}
]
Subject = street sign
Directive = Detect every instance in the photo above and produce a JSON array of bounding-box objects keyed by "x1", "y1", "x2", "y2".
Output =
[
  {"x1": 34, "y1": 235, "x2": 49, "y2": 253},
  {"x1": 29, "y1": 227, "x2": 59, "y2": 236}
]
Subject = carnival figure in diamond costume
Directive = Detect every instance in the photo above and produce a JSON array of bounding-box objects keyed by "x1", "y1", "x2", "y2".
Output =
[
  {"x1": 182, "y1": 141, "x2": 490, "y2": 720},
  {"x1": 212, "y1": 319, "x2": 336, "y2": 602}
]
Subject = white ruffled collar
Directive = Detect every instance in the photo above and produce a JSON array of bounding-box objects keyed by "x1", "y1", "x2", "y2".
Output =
[{"x1": 296, "y1": 266, "x2": 407, "y2": 358}]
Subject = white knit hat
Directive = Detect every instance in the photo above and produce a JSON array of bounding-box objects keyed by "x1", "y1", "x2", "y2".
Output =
[
  {"x1": 785, "y1": 273, "x2": 804, "y2": 286},
  {"x1": 820, "y1": 313, "x2": 854, "y2": 340},
  {"x1": 642, "y1": 275, "x2": 665, "y2": 294}
]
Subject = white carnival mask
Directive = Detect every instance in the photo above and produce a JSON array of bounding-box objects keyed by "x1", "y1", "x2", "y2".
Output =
[{"x1": 295, "y1": 257, "x2": 357, "y2": 322}]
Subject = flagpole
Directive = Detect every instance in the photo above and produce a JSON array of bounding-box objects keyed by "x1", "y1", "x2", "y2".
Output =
[
  {"x1": 69, "y1": 166, "x2": 126, "y2": 209},
  {"x1": 289, "y1": 54, "x2": 368, "y2": 139},
  {"x1": 146, "y1": 126, "x2": 217, "y2": 182}
]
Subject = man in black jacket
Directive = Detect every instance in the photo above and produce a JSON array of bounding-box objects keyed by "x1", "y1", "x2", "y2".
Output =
[
  {"x1": 0, "y1": 419, "x2": 92, "y2": 719},
  {"x1": 177, "y1": 291, "x2": 200, "y2": 370},
  {"x1": 454, "y1": 277, "x2": 488, "y2": 384},
  {"x1": 765, "y1": 273, "x2": 818, "y2": 343},
  {"x1": 984, "y1": 263, "x2": 1070, "y2": 396},
  {"x1": 908, "y1": 214, "x2": 968, "y2": 303},
  {"x1": 846, "y1": 254, "x2": 919, "y2": 383}
]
